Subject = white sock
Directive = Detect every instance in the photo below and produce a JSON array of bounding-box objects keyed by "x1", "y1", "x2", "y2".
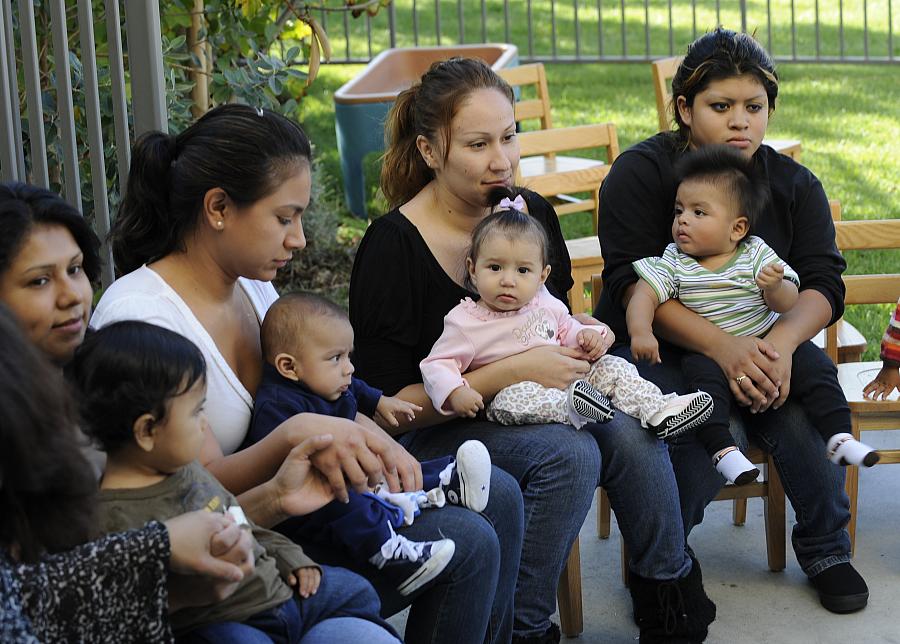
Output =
[
  {"x1": 376, "y1": 489, "x2": 426, "y2": 525},
  {"x1": 438, "y1": 460, "x2": 455, "y2": 487},
  {"x1": 826, "y1": 433, "x2": 879, "y2": 467},
  {"x1": 713, "y1": 448, "x2": 760, "y2": 485},
  {"x1": 422, "y1": 487, "x2": 447, "y2": 508}
]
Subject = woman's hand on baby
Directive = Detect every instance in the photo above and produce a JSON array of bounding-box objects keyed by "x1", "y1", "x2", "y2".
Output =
[
  {"x1": 273, "y1": 434, "x2": 336, "y2": 517},
  {"x1": 353, "y1": 413, "x2": 423, "y2": 494},
  {"x1": 376, "y1": 395, "x2": 423, "y2": 427},
  {"x1": 165, "y1": 511, "x2": 253, "y2": 581},
  {"x1": 708, "y1": 335, "x2": 781, "y2": 411},
  {"x1": 297, "y1": 416, "x2": 388, "y2": 503},
  {"x1": 448, "y1": 386, "x2": 484, "y2": 418},
  {"x1": 164, "y1": 510, "x2": 255, "y2": 610},
  {"x1": 863, "y1": 365, "x2": 900, "y2": 400},
  {"x1": 288, "y1": 566, "x2": 322, "y2": 598},
  {"x1": 630, "y1": 332, "x2": 661, "y2": 365},
  {"x1": 517, "y1": 345, "x2": 591, "y2": 390}
]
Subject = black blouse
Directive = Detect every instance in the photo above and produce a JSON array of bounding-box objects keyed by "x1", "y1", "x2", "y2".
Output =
[
  {"x1": 596, "y1": 132, "x2": 846, "y2": 342},
  {"x1": 350, "y1": 190, "x2": 573, "y2": 396}
]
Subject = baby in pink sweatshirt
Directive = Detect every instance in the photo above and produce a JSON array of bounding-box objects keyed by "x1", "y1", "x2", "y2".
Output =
[{"x1": 419, "y1": 192, "x2": 714, "y2": 441}]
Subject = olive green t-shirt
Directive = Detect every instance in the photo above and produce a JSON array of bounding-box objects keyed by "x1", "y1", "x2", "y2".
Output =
[{"x1": 97, "y1": 461, "x2": 318, "y2": 634}]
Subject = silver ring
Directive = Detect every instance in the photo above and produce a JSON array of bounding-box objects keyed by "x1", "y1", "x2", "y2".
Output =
[{"x1": 735, "y1": 375, "x2": 748, "y2": 385}]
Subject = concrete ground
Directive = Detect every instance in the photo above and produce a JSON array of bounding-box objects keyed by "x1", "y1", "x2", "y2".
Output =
[{"x1": 388, "y1": 429, "x2": 900, "y2": 643}]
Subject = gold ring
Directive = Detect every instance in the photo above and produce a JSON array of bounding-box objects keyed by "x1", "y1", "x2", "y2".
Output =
[{"x1": 735, "y1": 375, "x2": 748, "y2": 385}]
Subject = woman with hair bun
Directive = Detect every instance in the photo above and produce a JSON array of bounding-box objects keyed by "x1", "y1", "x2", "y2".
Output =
[{"x1": 597, "y1": 26, "x2": 868, "y2": 627}]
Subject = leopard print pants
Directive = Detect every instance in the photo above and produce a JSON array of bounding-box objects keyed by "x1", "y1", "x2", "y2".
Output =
[{"x1": 487, "y1": 354, "x2": 674, "y2": 426}]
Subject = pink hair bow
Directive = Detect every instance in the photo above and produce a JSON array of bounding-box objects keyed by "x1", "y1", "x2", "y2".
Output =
[{"x1": 498, "y1": 195, "x2": 527, "y2": 211}]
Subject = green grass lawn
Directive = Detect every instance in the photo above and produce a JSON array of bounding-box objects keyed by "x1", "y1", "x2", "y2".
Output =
[{"x1": 297, "y1": 60, "x2": 899, "y2": 359}]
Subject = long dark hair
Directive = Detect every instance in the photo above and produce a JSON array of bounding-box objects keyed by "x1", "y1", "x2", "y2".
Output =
[
  {"x1": 71, "y1": 321, "x2": 207, "y2": 454},
  {"x1": 671, "y1": 28, "x2": 779, "y2": 142},
  {"x1": 381, "y1": 57, "x2": 514, "y2": 208},
  {"x1": 0, "y1": 182, "x2": 101, "y2": 282},
  {"x1": 111, "y1": 104, "x2": 312, "y2": 274},
  {"x1": 0, "y1": 303, "x2": 97, "y2": 562}
]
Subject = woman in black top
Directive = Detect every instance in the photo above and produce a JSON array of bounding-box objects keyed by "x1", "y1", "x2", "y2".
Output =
[
  {"x1": 597, "y1": 27, "x2": 868, "y2": 620},
  {"x1": 350, "y1": 57, "x2": 696, "y2": 643}
]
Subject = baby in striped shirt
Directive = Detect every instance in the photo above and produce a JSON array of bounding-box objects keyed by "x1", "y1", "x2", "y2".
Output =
[
  {"x1": 626, "y1": 146, "x2": 878, "y2": 485},
  {"x1": 862, "y1": 300, "x2": 900, "y2": 400}
]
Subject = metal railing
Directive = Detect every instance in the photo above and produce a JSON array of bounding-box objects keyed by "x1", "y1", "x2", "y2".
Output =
[
  {"x1": 319, "y1": 0, "x2": 898, "y2": 64},
  {"x1": 0, "y1": 0, "x2": 166, "y2": 287}
]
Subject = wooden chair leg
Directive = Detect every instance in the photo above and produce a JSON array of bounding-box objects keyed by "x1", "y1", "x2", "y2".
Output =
[
  {"x1": 845, "y1": 414, "x2": 860, "y2": 556},
  {"x1": 557, "y1": 536, "x2": 584, "y2": 637},
  {"x1": 732, "y1": 498, "x2": 748, "y2": 526},
  {"x1": 763, "y1": 455, "x2": 786, "y2": 571},
  {"x1": 619, "y1": 540, "x2": 630, "y2": 587},
  {"x1": 597, "y1": 487, "x2": 611, "y2": 539}
]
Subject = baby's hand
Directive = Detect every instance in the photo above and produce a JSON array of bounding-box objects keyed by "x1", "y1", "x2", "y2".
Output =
[
  {"x1": 631, "y1": 332, "x2": 661, "y2": 365},
  {"x1": 376, "y1": 395, "x2": 423, "y2": 427},
  {"x1": 756, "y1": 262, "x2": 785, "y2": 292},
  {"x1": 577, "y1": 327, "x2": 608, "y2": 361},
  {"x1": 288, "y1": 566, "x2": 322, "y2": 598},
  {"x1": 862, "y1": 365, "x2": 900, "y2": 400},
  {"x1": 448, "y1": 386, "x2": 484, "y2": 418}
]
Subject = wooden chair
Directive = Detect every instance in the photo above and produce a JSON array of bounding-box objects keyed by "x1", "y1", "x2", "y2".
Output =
[
  {"x1": 811, "y1": 201, "x2": 868, "y2": 363},
  {"x1": 498, "y1": 63, "x2": 614, "y2": 219},
  {"x1": 650, "y1": 56, "x2": 802, "y2": 160},
  {"x1": 515, "y1": 123, "x2": 620, "y2": 313},
  {"x1": 589, "y1": 274, "x2": 787, "y2": 585},
  {"x1": 496, "y1": 62, "x2": 553, "y2": 130},
  {"x1": 826, "y1": 218, "x2": 900, "y2": 554}
]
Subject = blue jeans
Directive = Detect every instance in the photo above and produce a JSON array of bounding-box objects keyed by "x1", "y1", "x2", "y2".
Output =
[
  {"x1": 612, "y1": 342, "x2": 852, "y2": 577},
  {"x1": 401, "y1": 418, "x2": 600, "y2": 639},
  {"x1": 178, "y1": 565, "x2": 400, "y2": 643},
  {"x1": 296, "y1": 465, "x2": 524, "y2": 644},
  {"x1": 582, "y1": 394, "x2": 693, "y2": 581}
]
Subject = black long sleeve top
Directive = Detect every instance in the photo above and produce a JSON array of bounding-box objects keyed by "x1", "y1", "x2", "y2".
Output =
[
  {"x1": 349, "y1": 189, "x2": 573, "y2": 396},
  {"x1": 595, "y1": 132, "x2": 846, "y2": 343}
]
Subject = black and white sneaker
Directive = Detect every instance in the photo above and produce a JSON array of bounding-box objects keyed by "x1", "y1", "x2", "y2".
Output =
[
  {"x1": 442, "y1": 440, "x2": 492, "y2": 512},
  {"x1": 646, "y1": 391, "x2": 713, "y2": 441},
  {"x1": 568, "y1": 379, "x2": 615, "y2": 427},
  {"x1": 369, "y1": 524, "x2": 456, "y2": 596}
]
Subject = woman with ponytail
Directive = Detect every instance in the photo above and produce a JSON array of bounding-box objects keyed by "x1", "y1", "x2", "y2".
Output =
[
  {"x1": 93, "y1": 104, "x2": 518, "y2": 644},
  {"x1": 350, "y1": 57, "x2": 655, "y2": 644}
]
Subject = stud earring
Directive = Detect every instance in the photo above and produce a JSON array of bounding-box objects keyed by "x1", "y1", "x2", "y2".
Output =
[{"x1": 216, "y1": 221, "x2": 224, "y2": 228}]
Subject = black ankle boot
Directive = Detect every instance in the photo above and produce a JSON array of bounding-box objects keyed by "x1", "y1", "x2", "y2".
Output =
[{"x1": 628, "y1": 557, "x2": 716, "y2": 643}]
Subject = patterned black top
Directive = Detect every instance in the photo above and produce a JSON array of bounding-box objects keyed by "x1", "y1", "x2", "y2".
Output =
[{"x1": 7, "y1": 521, "x2": 172, "y2": 643}]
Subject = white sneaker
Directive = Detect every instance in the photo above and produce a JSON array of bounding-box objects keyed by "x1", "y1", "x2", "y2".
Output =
[
  {"x1": 442, "y1": 440, "x2": 492, "y2": 513},
  {"x1": 369, "y1": 523, "x2": 456, "y2": 596}
]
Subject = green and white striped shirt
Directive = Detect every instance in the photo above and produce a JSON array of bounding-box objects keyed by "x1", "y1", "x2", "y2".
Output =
[{"x1": 633, "y1": 236, "x2": 800, "y2": 338}]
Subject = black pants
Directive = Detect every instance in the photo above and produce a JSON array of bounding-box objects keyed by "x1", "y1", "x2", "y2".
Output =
[{"x1": 683, "y1": 340, "x2": 851, "y2": 457}]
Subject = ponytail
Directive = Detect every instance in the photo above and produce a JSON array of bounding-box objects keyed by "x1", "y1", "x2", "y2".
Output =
[
  {"x1": 111, "y1": 104, "x2": 312, "y2": 275},
  {"x1": 112, "y1": 132, "x2": 179, "y2": 274},
  {"x1": 381, "y1": 86, "x2": 434, "y2": 208}
]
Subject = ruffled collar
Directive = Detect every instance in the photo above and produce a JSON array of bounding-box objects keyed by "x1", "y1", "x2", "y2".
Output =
[{"x1": 457, "y1": 294, "x2": 540, "y2": 321}]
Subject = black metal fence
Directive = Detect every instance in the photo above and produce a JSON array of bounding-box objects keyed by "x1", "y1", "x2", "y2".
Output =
[{"x1": 318, "y1": 0, "x2": 898, "y2": 64}]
